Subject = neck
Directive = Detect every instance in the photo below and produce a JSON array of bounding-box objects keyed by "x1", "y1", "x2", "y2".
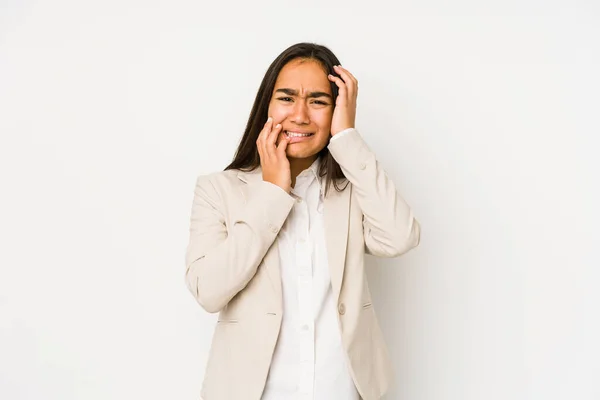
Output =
[{"x1": 289, "y1": 155, "x2": 318, "y2": 188}]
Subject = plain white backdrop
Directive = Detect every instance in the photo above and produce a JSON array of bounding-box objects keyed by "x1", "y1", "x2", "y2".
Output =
[{"x1": 1, "y1": 1, "x2": 599, "y2": 399}]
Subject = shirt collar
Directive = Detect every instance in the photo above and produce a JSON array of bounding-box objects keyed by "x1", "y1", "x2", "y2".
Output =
[
  {"x1": 296, "y1": 157, "x2": 322, "y2": 184},
  {"x1": 309, "y1": 156, "x2": 322, "y2": 185},
  {"x1": 292, "y1": 157, "x2": 324, "y2": 198},
  {"x1": 236, "y1": 157, "x2": 323, "y2": 187}
]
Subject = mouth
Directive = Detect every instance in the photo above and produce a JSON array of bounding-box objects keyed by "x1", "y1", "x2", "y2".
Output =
[{"x1": 284, "y1": 130, "x2": 315, "y2": 139}]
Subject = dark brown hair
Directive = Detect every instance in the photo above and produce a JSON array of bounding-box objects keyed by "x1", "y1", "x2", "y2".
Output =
[{"x1": 224, "y1": 42, "x2": 349, "y2": 197}]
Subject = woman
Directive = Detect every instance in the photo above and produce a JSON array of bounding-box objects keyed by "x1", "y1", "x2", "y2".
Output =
[{"x1": 185, "y1": 42, "x2": 421, "y2": 400}]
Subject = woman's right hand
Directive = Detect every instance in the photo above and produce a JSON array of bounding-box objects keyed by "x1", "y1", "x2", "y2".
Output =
[{"x1": 256, "y1": 117, "x2": 291, "y2": 193}]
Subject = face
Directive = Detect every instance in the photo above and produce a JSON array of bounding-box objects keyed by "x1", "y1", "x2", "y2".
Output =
[{"x1": 267, "y1": 58, "x2": 333, "y2": 160}]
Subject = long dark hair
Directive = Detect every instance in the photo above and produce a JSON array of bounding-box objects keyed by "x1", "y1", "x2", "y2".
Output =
[{"x1": 224, "y1": 42, "x2": 349, "y2": 197}]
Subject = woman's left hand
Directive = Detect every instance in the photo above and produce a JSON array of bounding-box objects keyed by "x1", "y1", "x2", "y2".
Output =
[{"x1": 328, "y1": 65, "x2": 358, "y2": 136}]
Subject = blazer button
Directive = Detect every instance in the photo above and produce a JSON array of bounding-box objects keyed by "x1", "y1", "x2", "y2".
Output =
[
  {"x1": 359, "y1": 162, "x2": 366, "y2": 170},
  {"x1": 269, "y1": 224, "x2": 279, "y2": 233},
  {"x1": 338, "y1": 303, "x2": 346, "y2": 315}
]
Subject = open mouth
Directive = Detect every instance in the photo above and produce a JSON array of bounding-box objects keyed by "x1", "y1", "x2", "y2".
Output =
[{"x1": 284, "y1": 131, "x2": 314, "y2": 138}]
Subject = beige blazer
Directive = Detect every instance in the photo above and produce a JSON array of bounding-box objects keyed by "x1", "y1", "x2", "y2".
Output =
[{"x1": 185, "y1": 129, "x2": 421, "y2": 400}]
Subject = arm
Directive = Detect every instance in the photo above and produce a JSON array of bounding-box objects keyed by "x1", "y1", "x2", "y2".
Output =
[
  {"x1": 328, "y1": 128, "x2": 421, "y2": 257},
  {"x1": 184, "y1": 174, "x2": 295, "y2": 313}
]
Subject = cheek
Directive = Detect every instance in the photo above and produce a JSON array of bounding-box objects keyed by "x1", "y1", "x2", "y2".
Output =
[
  {"x1": 268, "y1": 103, "x2": 288, "y2": 121},
  {"x1": 312, "y1": 110, "x2": 333, "y2": 132}
]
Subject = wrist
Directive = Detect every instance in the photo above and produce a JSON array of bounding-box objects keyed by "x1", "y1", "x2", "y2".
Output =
[
  {"x1": 330, "y1": 127, "x2": 356, "y2": 142},
  {"x1": 263, "y1": 178, "x2": 290, "y2": 194}
]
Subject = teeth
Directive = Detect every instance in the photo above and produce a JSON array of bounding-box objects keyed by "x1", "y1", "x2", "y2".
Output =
[{"x1": 285, "y1": 131, "x2": 313, "y2": 137}]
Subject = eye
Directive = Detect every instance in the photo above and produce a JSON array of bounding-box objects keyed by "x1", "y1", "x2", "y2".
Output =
[
  {"x1": 312, "y1": 100, "x2": 329, "y2": 105},
  {"x1": 277, "y1": 97, "x2": 293, "y2": 102}
]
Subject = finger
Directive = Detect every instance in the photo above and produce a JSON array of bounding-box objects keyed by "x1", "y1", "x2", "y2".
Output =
[
  {"x1": 257, "y1": 136, "x2": 263, "y2": 157},
  {"x1": 266, "y1": 123, "x2": 283, "y2": 158},
  {"x1": 333, "y1": 65, "x2": 357, "y2": 98},
  {"x1": 256, "y1": 117, "x2": 273, "y2": 159},
  {"x1": 276, "y1": 132, "x2": 289, "y2": 155},
  {"x1": 267, "y1": 122, "x2": 282, "y2": 146},
  {"x1": 334, "y1": 65, "x2": 358, "y2": 85},
  {"x1": 257, "y1": 117, "x2": 273, "y2": 144},
  {"x1": 328, "y1": 74, "x2": 347, "y2": 106},
  {"x1": 274, "y1": 125, "x2": 286, "y2": 146}
]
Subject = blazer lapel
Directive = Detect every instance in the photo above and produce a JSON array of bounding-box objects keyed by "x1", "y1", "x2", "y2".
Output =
[
  {"x1": 322, "y1": 178, "x2": 351, "y2": 303},
  {"x1": 237, "y1": 168, "x2": 283, "y2": 307}
]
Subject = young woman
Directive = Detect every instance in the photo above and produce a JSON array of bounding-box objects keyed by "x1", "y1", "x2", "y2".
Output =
[{"x1": 185, "y1": 42, "x2": 421, "y2": 400}]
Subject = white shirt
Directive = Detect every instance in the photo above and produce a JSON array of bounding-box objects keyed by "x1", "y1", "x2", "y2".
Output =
[{"x1": 261, "y1": 131, "x2": 360, "y2": 400}]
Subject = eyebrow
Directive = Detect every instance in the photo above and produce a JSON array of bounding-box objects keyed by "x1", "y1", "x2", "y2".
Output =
[{"x1": 275, "y1": 88, "x2": 332, "y2": 100}]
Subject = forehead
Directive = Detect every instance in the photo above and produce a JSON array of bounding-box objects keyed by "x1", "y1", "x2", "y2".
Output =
[{"x1": 274, "y1": 59, "x2": 331, "y2": 94}]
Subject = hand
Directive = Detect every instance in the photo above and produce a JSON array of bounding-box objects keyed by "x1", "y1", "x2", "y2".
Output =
[
  {"x1": 256, "y1": 117, "x2": 292, "y2": 193},
  {"x1": 328, "y1": 65, "x2": 358, "y2": 136}
]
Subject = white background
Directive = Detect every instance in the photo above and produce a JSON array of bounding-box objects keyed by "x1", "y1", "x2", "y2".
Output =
[{"x1": 1, "y1": 1, "x2": 599, "y2": 399}]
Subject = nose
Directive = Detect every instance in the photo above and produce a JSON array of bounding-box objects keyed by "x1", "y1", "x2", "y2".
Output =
[{"x1": 290, "y1": 100, "x2": 310, "y2": 125}]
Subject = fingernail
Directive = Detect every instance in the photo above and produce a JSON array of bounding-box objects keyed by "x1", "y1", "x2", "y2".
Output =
[
  {"x1": 275, "y1": 123, "x2": 281, "y2": 128},
  {"x1": 267, "y1": 117, "x2": 272, "y2": 122}
]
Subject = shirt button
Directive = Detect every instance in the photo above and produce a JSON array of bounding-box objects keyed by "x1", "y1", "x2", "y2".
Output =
[
  {"x1": 301, "y1": 324, "x2": 309, "y2": 331},
  {"x1": 299, "y1": 238, "x2": 306, "y2": 243},
  {"x1": 296, "y1": 198, "x2": 303, "y2": 203},
  {"x1": 338, "y1": 303, "x2": 346, "y2": 315}
]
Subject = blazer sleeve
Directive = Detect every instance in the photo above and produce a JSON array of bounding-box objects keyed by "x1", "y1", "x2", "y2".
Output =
[
  {"x1": 327, "y1": 128, "x2": 421, "y2": 258},
  {"x1": 185, "y1": 174, "x2": 295, "y2": 313}
]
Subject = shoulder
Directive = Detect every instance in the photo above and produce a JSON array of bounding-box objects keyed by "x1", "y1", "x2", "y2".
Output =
[
  {"x1": 195, "y1": 169, "x2": 240, "y2": 187},
  {"x1": 192, "y1": 168, "x2": 252, "y2": 200}
]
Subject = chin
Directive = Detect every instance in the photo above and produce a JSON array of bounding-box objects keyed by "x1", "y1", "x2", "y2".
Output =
[
  {"x1": 286, "y1": 150, "x2": 310, "y2": 159},
  {"x1": 286, "y1": 147, "x2": 322, "y2": 159}
]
